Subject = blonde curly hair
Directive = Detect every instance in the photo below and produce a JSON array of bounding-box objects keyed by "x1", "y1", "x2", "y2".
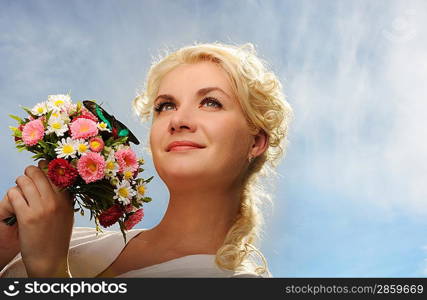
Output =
[{"x1": 132, "y1": 42, "x2": 293, "y2": 275}]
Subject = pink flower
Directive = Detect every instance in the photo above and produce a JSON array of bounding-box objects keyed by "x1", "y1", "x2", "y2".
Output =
[
  {"x1": 115, "y1": 148, "x2": 138, "y2": 173},
  {"x1": 77, "y1": 151, "x2": 106, "y2": 183},
  {"x1": 89, "y1": 136, "x2": 104, "y2": 152},
  {"x1": 22, "y1": 119, "x2": 45, "y2": 146},
  {"x1": 124, "y1": 208, "x2": 144, "y2": 230},
  {"x1": 70, "y1": 118, "x2": 98, "y2": 140},
  {"x1": 73, "y1": 109, "x2": 98, "y2": 123}
]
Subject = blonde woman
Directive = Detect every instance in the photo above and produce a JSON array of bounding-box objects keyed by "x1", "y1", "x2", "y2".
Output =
[{"x1": 0, "y1": 42, "x2": 293, "y2": 278}]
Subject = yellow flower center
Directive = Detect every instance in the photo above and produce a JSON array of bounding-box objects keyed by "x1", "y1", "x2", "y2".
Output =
[
  {"x1": 52, "y1": 112, "x2": 60, "y2": 118},
  {"x1": 118, "y1": 187, "x2": 129, "y2": 198},
  {"x1": 54, "y1": 100, "x2": 64, "y2": 107},
  {"x1": 137, "y1": 185, "x2": 145, "y2": 195},
  {"x1": 124, "y1": 170, "x2": 133, "y2": 179},
  {"x1": 78, "y1": 144, "x2": 88, "y2": 152},
  {"x1": 106, "y1": 161, "x2": 115, "y2": 170},
  {"x1": 63, "y1": 145, "x2": 74, "y2": 154},
  {"x1": 91, "y1": 141, "x2": 101, "y2": 149},
  {"x1": 88, "y1": 162, "x2": 97, "y2": 172},
  {"x1": 99, "y1": 123, "x2": 107, "y2": 129},
  {"x1": 52, "y1": 122, "x2": 62, "y2": 129},
  {"x1": 80, "y1": 124, "x2": 89, "y2": 133},
  {"x1": 37, "y1": 107, "x2": 44, "y2": 113}
]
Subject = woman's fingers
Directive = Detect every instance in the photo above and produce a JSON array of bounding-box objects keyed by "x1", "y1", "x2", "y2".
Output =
[
  {"x1": 37, "y1": 160, "x2": 62, "y2": 194},
  {"x1": 7, "y1": 186, "x2": 30, "y2": 222},
  {"x1": 15, "y1": 175, "x2": 42, "y2": 211},
  {"x1": 38, "y1": 160, "x2": 48, "y2": 170},
  {"x1": 24, "y1": 165, "x2": 55, "y2": 207}
]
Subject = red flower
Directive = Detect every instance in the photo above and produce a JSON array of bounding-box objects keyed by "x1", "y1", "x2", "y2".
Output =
[
  {"x1": 99, "y1": 204, "x2": 123, "y2": 227},
  {"x1": 124, "y1": 208, "x2": 144, "y2": 230},
  {"x1": 124, "y1": 204, "x2": 133, "y2": 213},
  {"x1": 47, "y1": 158, "x2": 78, "y2": 188},
  {"x1": 14, "y1": 124, "x2": 25, "y2": 142}
]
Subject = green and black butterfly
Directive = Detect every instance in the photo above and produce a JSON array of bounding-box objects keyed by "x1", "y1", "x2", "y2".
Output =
[{"x1": 83, "y1": 100, "x2": 140, "y2": 145}]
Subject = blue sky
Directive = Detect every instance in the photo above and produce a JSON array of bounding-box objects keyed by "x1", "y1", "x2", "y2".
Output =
[{"x1": 1, "y1": 0, "x2": 426, "y2": 277}]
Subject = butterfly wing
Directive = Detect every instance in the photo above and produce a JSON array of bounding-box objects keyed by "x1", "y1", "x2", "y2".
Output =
[
  {"x1": 83, "y1": 100, "x2": 113, "y2": 130},
  {"x1": 111, "y1": 117, "x2": 140, "y2": 145},
  {"x1": 83, "y1": 100, "x2": 140, "y2": 145}
]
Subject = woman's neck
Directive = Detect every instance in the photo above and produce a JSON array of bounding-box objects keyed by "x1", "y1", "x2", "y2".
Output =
[{"x1": 147, "y1": 186, "x2": 242, "y2": 254}]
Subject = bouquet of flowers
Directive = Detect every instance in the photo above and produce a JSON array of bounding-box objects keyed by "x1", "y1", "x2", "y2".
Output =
[{"x1": 3, "y1": 94, "x2": 153, "y2": 243}]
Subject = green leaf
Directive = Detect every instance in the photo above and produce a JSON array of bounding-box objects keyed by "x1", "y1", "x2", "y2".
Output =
[
  {"x1": 9, "y1": 114, "x2": 23, "y2": 123},
  {"x1": 45, "y1": 110, "x2": 53, "y2": 123},
  {"x1": 9, "y1": 126, "x2": 22, "y2": 137},
  {"x1": 21, "y1": 106, "x2": 37, "y2": 118},
  {"x1": 110, "y1": 136, "x2": 128, "y2": 147},
  {"x1": 31, "y1": 153, "x2": 46, "y2": 160},
  {"x1": 104, "y1": 137, "x2": 115, "y2": 147},
  {"x1": 142, "y1": 197, "x2": 152, "y2": 203},
  {"x1": 144, "y1": 176, "x2": 154, "y2": 184},
  {"x1": 38, "y1": 140, "x2": 49, "y2": 149}
]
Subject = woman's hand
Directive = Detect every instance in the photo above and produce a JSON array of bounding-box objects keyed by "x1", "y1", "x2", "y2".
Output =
[
  {"x1": 7, "y1": 160, "x2": 75, "y2": 277},
  {"x1": 0, "y1": 193, "x2": 20, "y2": 272}
]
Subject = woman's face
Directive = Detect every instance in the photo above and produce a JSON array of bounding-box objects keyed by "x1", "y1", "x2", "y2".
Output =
[{"x1": 150, "y1": 61, "x2": 254, "y2": 190}]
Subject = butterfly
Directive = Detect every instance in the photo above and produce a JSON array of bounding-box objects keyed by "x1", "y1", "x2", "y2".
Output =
[{"x1": 83, "y1": 100, "x2": 140, "y2": 145}]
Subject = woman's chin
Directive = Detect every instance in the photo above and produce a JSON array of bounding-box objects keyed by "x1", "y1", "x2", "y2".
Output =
[{"x1": 161, "y1": 167, "x2": 207, "y2": 180}]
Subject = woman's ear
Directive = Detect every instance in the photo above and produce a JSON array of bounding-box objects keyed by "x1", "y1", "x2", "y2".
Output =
[{"x1": 250, "y1": 129, "x2": 269, "y2": 158}]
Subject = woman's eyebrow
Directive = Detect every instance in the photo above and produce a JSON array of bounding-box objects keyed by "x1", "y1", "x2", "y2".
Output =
[{"x1": 154, "y1": 86, "x2": 230, "y2": 103}]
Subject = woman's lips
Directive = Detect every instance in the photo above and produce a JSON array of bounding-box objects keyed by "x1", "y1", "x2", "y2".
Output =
[
  {"x1": 169, "y1": 145, "x2": 204, "y2": 152},
  {"x1": 166, "y1": 140, "x2": 205, "y2": 152}
]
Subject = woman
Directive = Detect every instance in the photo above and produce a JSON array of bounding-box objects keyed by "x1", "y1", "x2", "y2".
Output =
[{"x1": 0, "y1": 42, "x2": 293, "y2": 278}]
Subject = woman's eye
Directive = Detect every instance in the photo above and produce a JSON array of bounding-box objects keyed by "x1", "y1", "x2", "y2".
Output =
[
  {"x1": 200, "y1": 97, "x2": 222, "y2": 109},
  {"x1": 154, "y1": 102, "x2": 175, "y2": 112}
]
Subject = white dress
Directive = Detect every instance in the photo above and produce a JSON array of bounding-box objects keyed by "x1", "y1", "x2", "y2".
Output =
[{"x1": 0, "y1": 227, "x2": 272, "y2": 278}]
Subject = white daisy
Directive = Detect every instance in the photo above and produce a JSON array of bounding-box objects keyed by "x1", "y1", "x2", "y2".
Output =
[
  {"x1": 113, "y1": 180, "x2": 135, "y2": 205},
  {"x1": 55, "y1": 137, "x2": 77, "y2": 159},
  {"x1": 104, "y1": 151, "x2": 119, "y2": 177},
  {"x1": 47, "y1": 94, "x2": 72, "y2": 112},
  {"x1": 74, "y1": 139, "x2": 90, "y2": 156},
  {"x1": 46, "y1": 117, "x2": 68, "y2": 137},
  {"x1": 97, "y1": 122, "x2": 110, "y2": 132},
  {"x1": 50, "y1": 111, "x2": 70, "y2": 123},
  {"x1": 109, "y1": 176, "x2": 120, "y2": 187},
  {"x1": 123, "y1": 168, "x2": 135, "y2": 180},
  {"x1": 135, "y1": 183, "x2": 146, "y2": 201},
  {"x1": 115, "y1": 144, "x2": 130, "y2": 151},
  {"x1": 31, "y1": 102, "x2": 48, "y2": 116},
  {"x1": 66, "y1": 103, "x2": 78, "y2": 115}
]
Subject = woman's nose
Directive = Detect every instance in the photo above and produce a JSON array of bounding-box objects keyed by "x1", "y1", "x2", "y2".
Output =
[{"x1": 168, "y1": 104, "x2": 197, "y2": 134}]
